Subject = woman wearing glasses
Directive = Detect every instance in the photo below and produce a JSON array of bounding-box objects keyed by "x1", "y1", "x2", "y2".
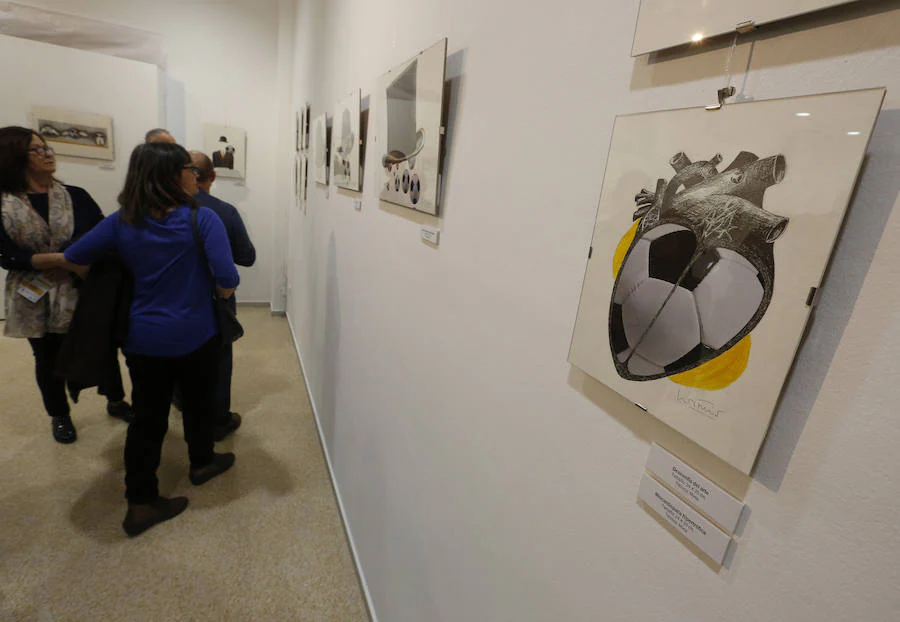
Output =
[
  {"x1": 0, "y1": 126, "x2": 133, "y2": 444},
  {"x1": 33, "y1": 141, "x2": 239, "y2": 537}
]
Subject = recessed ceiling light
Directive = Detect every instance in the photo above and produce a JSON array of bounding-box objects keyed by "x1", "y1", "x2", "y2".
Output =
[
  {"x1": 847, "y1": 131, "x2": 861, "y2": 136},
  {"x1": 795, "y1": 112, "x2": 811, "y2": 117},
  {"x1": 691, "y1": 33, "x2": 704, "y2": 42}
]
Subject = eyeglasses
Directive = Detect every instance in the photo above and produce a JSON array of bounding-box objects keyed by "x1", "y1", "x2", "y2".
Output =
[
  {"x1": 29, "y1": 146, "x2": 54, "y2": 156},
  {"x1": 183, "y1": 165, "x2": 201, "y2": 176}
]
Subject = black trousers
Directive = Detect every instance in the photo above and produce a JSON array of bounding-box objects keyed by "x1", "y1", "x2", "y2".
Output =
[
  {"x1": 216, "y1": 296, "x2": 237, "y2": 421},
  {"x1": 173, "y1": 297, "x2": 236, "y2": 424},
  {"x1": 27, "y1": 333, "x2": 70, "y2": 419},
  {"x1": 124, "y1": 336, "x2": 219, "y2": 504},
  {"x1": 28, "y1": 333, "x2": 127, "y2": 419}
]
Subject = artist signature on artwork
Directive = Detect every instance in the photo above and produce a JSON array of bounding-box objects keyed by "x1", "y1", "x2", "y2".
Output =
[{"x1": 675, "y1": 390, "x2": 724, "y2": 420}]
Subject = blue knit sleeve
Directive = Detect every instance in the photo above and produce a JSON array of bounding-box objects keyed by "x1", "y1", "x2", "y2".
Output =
[
  {"x1": 64, "y1": 214, "x2": 118, "y2": 265},
  {"x1": 198, "y1": 207, "x2": 240, "y2": 288}
]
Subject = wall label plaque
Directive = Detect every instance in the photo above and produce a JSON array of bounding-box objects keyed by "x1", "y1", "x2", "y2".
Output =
[
  {"x1": 646, "y1": 444, "x2": 745, "y2": 533},
  {"x1": 638, "y1": 473, "x2": 732, "y2": 564}
]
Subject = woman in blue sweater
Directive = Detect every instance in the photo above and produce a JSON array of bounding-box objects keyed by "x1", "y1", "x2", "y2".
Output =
[{"x1": 38, "y1": 142, "x2": 240, "y2": 537}]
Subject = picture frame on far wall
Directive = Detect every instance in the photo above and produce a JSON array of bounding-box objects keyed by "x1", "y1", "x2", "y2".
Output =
[
  {"x1": 298, "y1": 103, "x2": 310, "y2": 151},
  {"x1": 31, "y1": 106, "x2": 114, "y2": 161},
  {"x1": 331, "y1": 89, "x2": 361, "y2": 191},
  {"x1": 376, "y1": 38, "x2": 448, "y2": 215},
  {"x1": 311, "y1": 113, "x2": 329, "y2": 185},
  {"x1": 203, "y1": 123, "x2": 246, "y2": 179},
  {"x1": 568, "y1": 87, "x2": 885, "y2": 474},
  {"x1": 295, "y1": 153, "x2": 308, "y2": 207}
]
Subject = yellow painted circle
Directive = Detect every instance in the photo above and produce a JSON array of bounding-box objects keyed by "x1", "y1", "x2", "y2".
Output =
[{"x1": 670, "y1": 336, "x2": 751, "y2": 391}]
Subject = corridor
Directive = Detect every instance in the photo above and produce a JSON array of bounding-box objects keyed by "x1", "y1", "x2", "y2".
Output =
[{"x1": 0, "y1": 307, "x2": 369, "y2": 621}]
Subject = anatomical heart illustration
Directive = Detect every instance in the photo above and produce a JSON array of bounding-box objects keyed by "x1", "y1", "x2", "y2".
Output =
[
  {"x1": 611, "y1": 151, "x2": 788, "y2": 388},
  {"x1": 568, "y1": 89, "x2": 884, "y2": 473}
]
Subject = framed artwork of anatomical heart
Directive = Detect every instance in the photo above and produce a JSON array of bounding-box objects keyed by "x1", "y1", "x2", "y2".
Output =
[{"x1": 569, "y1": 88, "x2": 885, "y2": 474}]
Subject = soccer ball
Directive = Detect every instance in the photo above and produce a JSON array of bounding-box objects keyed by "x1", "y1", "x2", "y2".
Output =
[
  {"x1": 610, "y1": 223, "x2": 765, "y2": 380},
  {"x1": 409, "y1": 174, "x2": 421, "y2": 204}
]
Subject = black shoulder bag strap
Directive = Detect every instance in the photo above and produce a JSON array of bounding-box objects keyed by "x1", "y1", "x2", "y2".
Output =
[{"x1": 190, "y1": 207, "x2": 244, "y2": 344}]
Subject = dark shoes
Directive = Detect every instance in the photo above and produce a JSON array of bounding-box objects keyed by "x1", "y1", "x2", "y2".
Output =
[
  {"x1": 189, "y1": 452, "x2": 236, "y2": 486},
  {"x1": 213, "y1": 412, "x2": 242, "y2": 441},
  {"x1": 122, "y1": 496, "x2": 189, "y2": 537},
  {"x1": 107, "y1": 400, "x2": 135, "y2": 423},
  {"x1": 51, "y1": 416, "x2": 77, "y2": 444}
]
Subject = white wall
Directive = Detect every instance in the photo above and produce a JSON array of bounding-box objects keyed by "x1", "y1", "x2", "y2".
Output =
[
  {"x1": 14, "y1": 0, "x2": 290, "y2": 304},
  {"x1": 287, "y1": 1, "x2": 900, "y2": 621},
  {"x1": 0, "y1": 34, "x2": 160, "y2": 214},
  {"x1": 0, "y1": 33, "x2": 160, "y2": 320}
]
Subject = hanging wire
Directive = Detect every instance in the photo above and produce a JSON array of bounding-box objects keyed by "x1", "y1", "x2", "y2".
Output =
[{"x1": 723, "y1": 32, "x2": 740, "y2": 89}]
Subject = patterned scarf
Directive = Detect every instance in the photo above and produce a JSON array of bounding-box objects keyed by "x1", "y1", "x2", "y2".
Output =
[{"x1": 1, "y1": 183, "x2": 77, "y2": 338}]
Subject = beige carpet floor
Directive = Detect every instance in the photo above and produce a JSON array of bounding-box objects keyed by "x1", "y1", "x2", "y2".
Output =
[{"x1": 0, "y1": 307, "x2": 369, "y2": 622}]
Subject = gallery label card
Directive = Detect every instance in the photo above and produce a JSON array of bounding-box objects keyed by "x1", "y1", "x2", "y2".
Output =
[
  {"x1": 421, "y1": 226, "x2": 440, "y2": 245},
  {"x1": 638, "y1": 474, "x2": 732, "y2": 565},
  {"x1": 646, "y1": 444, "x2": 745, "y2": 534}
]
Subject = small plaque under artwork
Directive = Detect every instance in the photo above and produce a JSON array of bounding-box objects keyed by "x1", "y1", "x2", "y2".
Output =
[
  {"x1": 421, "y1": 226, "x2": 440, "y2": 245},
  {"x1": 646, "y1": 444, "x2": 745, "y2": 534},
  {"x1": 638, "y1": 473, "x2": 732, "y2": 565}
]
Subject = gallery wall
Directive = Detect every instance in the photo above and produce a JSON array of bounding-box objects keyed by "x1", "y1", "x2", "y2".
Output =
[
  {"x1": 12, "y1": 0, "x2": 290, "y2": 304},
  {"x1": 0, "y1": 34, "x2": 160, "y2": 215},
  {"x1": 286, "y1": 0, "x2": 900, "y2": 621},
  {"x1": 0, "y1": 33, "x2": 160, "y2": 321}
]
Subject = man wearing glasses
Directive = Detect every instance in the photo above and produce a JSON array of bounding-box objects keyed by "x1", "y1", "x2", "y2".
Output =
[
  {"x1": 144, "y1": 129, "x2": 254, "y2": 440},
  {"x1": 187, "y1": 150, "x2": 255, "y2": 440}
]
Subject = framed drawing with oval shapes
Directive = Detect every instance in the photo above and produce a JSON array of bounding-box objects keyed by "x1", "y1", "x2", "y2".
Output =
[{"x1": 376, "y1": 38, "x2": 447, "y2": 215}]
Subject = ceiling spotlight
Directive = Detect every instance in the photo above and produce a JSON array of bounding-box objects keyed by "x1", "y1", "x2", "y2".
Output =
[
  {"x1": 691, "y1": 32, "x2": 704, "y2": 43},
  {"x1": 847, "y1": 131, "x2": 861, "y2": 136},
  {"x1": 795, "y1": 112, "x2": 811, "y2": 117}
]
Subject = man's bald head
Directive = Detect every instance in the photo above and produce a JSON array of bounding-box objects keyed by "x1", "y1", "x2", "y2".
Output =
[
  {"x1": 190, "y1": 150, "x2": 216, "y2": 190},
  {"x1": 145, "y1": 128, "x2": 176, "y2": 144}
]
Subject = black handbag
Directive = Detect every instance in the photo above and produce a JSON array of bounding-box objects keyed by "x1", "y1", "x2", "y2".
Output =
[{"x1": 190, "y1": 207, "x2": 244, "y2": 345}]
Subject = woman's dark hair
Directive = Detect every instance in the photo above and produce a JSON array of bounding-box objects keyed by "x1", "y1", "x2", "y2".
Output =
[
  {"x1": 0, "y1": 126, "x2": 44, "y2": 195},
  {"x1": 118, "y1": 142, "x2": 197, "y2": 225}
]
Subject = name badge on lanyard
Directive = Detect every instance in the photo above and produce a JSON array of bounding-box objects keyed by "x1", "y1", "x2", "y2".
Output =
[{"x1": 17, "y1": 275, "x2": 54, "y2": 303}]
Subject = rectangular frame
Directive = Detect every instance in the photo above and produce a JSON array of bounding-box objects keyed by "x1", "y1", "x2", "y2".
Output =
[
  {"x1": 569, "y1": 88, "x2": 885, "y2": 473},
  {"x1": 633, "y1": 0, "x2": 861, "y2": 56},
  {"x1": 203, "y1": 123, "x2": 246, "y2": 180},
  {"x1": 332, "y1": 89, "x2": 361, "y2": 191},
  {"x1": 31, "y1": 106, "x2": 114, "y2": 161},
  {"x1": 297, "y1": 102, "x2": 310, "y2": 152},
  {"x1": 311, "y1": 113, "x2": 329, "y2": 185},
  {"x1": 376, "y1": 38, "x2": 447, "y2": 215}
]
